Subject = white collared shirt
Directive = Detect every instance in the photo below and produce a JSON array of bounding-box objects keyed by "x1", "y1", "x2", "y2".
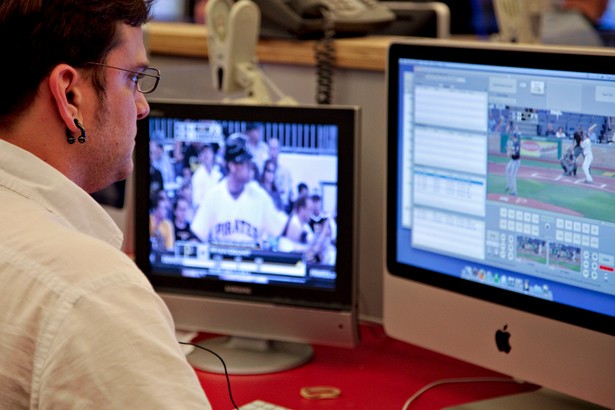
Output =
[{"x1": 0, "y1": 139, "x2": 211, "y2": 409}]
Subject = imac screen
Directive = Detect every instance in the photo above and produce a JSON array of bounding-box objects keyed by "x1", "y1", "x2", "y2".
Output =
[
  {"x1": 386, "y1": 39, "x2": 615, "y2": 407},
  {"x1": 135, "y1": 99, "x2": 360, "y2": 374}
]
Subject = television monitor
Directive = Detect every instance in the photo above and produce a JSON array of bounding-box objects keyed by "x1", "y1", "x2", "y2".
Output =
[
  {"x1": 134, "y1": 99, "x2": 360, "y2": 374},
  {"x1": 385, "y1": 39, "x2": 615, "y2": 408}
]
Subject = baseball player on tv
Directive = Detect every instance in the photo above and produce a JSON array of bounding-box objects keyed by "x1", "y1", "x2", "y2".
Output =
[{"x1": 191, "y1": 134, "x2": 287, "y2": 247}]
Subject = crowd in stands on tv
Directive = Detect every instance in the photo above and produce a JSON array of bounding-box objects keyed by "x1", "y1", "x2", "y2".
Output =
[{"x1": 149, "y1": 122, "x2": 337, "y2": 265}]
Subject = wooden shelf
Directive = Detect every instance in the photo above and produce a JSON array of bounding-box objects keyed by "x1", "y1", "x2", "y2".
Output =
[{"x1": 145, "y1": 21, "x2": 403, "y2": 71}]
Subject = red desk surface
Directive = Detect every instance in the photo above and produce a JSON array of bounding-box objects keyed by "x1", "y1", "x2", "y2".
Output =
[{"x1": 193, "y1": 322, "x2": 538, "y2": 409}]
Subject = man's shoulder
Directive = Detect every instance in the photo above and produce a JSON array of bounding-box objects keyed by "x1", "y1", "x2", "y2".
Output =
[
  {"x1": 192, "y1": 166, "x2": 205, "y2": 179},
  {"x1": 2, "y1": 222, "x2": 146, "y2": 297},
  {"x1": 245, "y1": 182, "x2": 270, "y2": 199},
  {"x1": 207, "y1": 178, "x2": 227, "y2": 194}
]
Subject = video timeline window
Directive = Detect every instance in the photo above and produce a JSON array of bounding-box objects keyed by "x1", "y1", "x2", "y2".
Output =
[{"x1": 148, "y1": 116, "x2": 340, "y2": 290}]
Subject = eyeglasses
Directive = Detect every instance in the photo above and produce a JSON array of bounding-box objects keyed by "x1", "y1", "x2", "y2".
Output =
[{"x1": 85, "y1": 62, "x2": 160, "y2": 94}]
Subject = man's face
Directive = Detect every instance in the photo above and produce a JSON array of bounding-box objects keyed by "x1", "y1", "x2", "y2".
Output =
[
  {"x1": 247, "y1": 128, "x2": 260, "y2": 144},
  {"x1": 298, "y1": 199, "x2": 314, "y2": 223},
  {"x1": 268, "y1": 138, "x2": 279, "y2": 160},
  {"x1": 83, "y1": 24, "x2": 151, "y2": 193},
  {"x1": 312, "y1": 199, "x2": 322, "y2": 216},
  {"x1": 263, "y1": 163, "x2": 275, "y2": 182},
  {"x1": 199, "y1": 145, "x2": 214, "y2": 166},
  {"x1": 150, "y1": 142, "x2": 162, "y2": 161},
  {"x1": 174, "y1": 198, "x2": 190, "y2": 222},
  {"x1": 229, "y1": 160, "x2": 251, "y2": 184},
  {"x1": 154, "y1": 200, "x2": 167, "y2": 219}
]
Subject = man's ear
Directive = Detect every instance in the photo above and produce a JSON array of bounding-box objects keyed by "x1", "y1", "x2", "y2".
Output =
[{"x1": 48, "y1": 64, "x2": 83, "y2": 133}]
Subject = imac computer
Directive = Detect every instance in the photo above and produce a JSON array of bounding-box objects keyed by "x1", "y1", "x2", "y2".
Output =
[
  {"x1": 385, "y1": 39, "x2": 615, "y2": 408},
  {"x1": 134, "y1": 99, "x2": 360, "y2": 374}
]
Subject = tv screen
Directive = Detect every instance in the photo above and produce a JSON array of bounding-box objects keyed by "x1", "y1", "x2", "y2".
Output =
[
  {"x1": 135, "y1": 99, "x2": 360, "y2": 374},
  {"x1": 385, "y1": 39, "x2": 615, "y2": 408}
]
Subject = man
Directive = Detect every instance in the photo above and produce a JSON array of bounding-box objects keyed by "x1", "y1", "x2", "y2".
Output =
[
  {"x1": 174, "y1": 196, "x2": 199, "y2": 242},
  {"x1": 191, "y1": 142, "x2": 223, "y2": 210},
  {"x1": 244, "y1": 122, "x2": 269, "y2": 175},
  {"x1": 191, "y1": 134, "x2": 287, "y2": 246},
  {"x1": 150, "y1": 192, "x2": 175, "y2": 251},
  {"x1": 0, "y1": 2, "x2": 211, "y2": 408},
  {"x1": 505, "y1": 132, "x2": 521, "y2": 196},
  {"x1": 310, "y1": 194, "x2": 337, "y2": 244},
  {"x1": 281, "y1": 195, "x2": 315, "y2": 252},
  {"x1": 543, "y1": 122, "x2": 556, "y2": 137},
  {"x1": 561, "y1": 0, "x2": 608, "y2": 23},
  {"x1": 150, "y1": 139, "x2": 176, "y2": 188},
  {"x1": 581, "y1": 132, "x2": 594, "y2": 183},
  {"x1": 267, "y1": 137, "x2": 294, "y2": 211},
  {"x1": 309, "y1": 194, "x2": 338, "y2": 265},
  {"x1": 560, "y1": 144, "x2": 577, "y2": 177}
]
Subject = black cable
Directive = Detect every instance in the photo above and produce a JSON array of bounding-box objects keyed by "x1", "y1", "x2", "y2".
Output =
[
  {"x1": 314, "y1": 12, "x2": 335, "y2": 105},
  {"x1": 179, "y1": 341, "x2": 240, "y2": 410}
]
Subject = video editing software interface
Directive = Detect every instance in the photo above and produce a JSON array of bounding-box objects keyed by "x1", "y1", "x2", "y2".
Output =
[
  {"x1": 393, "y1": 52, "x2": 615, "y2": 317},
  {"x1": 146, "y1": 108, "x2": 344, "y2": 292}
]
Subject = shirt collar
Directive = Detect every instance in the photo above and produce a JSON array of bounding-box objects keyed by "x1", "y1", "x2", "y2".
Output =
[{"x1": 0, "y1": 139, "x2": 124, "y2": 249}]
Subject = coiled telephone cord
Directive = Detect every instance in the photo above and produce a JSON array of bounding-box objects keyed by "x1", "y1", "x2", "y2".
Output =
[{"x1": 314, "y1": 12, "x2": 335, "y2": 105}]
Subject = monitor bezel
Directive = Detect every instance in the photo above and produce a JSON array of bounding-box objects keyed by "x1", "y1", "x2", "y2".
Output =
[
  {"x1": 385, "y1": 39, "x2": 615, "y2": 337},
  {"x1": 135, "y1": 99, "x2": 360, "y2": 312}
]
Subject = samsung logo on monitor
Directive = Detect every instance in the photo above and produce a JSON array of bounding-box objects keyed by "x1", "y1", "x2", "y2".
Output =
[{"x1": 225, "y1": 285, "x2": 253, "y2": 295}]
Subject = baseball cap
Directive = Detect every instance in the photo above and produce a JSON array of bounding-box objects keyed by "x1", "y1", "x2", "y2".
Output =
[{"x1": 224, "y1": 133, "x2": 253, "y2": 163}]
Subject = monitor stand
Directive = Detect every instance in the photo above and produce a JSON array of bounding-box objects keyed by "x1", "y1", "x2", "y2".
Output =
[
  {"x1": 187, "y1": 336, "x2": 314, "y2": 375},
  {"x1": 445, "y1": 387, "x2": 606, "y2": 410}
]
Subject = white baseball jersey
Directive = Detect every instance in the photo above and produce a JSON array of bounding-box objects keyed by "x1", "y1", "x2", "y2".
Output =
[{"x1": 191, "y1": 179, "x2": 287, "y2": 246}]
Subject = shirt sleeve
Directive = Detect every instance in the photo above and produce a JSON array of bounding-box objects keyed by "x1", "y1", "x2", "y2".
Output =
[{"x1": 36, "y1": 279, "x2": 211, "y2": 409}]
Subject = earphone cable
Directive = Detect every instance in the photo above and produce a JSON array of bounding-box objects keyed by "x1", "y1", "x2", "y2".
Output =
[{"x1": 179, "y1": 341, "x2": 240, "y2": 410}]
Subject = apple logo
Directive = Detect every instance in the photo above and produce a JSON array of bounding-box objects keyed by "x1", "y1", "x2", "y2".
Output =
[{"x1": 495, "y1": 324, "x2": 512, "y2": 353}]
